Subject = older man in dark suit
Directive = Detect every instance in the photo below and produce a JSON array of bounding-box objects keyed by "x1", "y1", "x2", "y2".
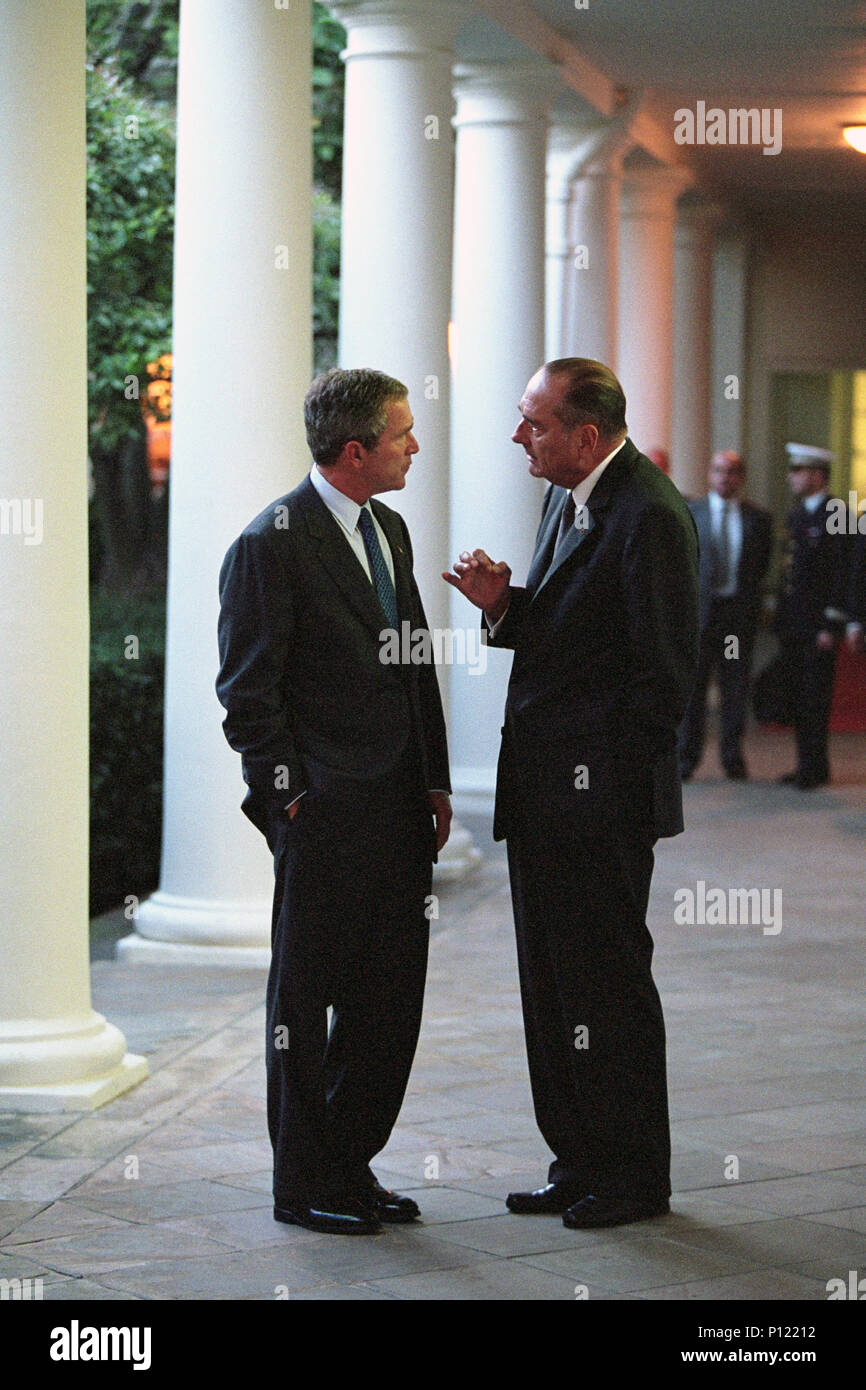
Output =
[
  {"x1": 217, "y1": 368, "x2": 451, "y2": 1235},
  {"x1": 678, "y1": 451, "x2": 773, "y2": 781},
  {"x1": 445, "y1": 359, "x2": 699, "y2": 1230}
]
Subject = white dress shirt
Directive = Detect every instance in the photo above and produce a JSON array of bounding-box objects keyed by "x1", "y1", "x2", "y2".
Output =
[
  {"x1": 802, "y1": 490, "x2": 827, "y2": 515},
  {"x1": 309, "y1": 464, "x2": 396, "y2": 584}
]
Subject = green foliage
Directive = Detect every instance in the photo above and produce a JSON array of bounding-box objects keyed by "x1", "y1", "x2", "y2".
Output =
[
  {"x1": 313, "y1": 3, "x2": 345, "y2": 198},
  {"x1": 86, "y1": 63, "x2": 175, "y2": 458},
  {"x1": 89, "y1": 590, "x2": 166, "y2": 915},
  {"x1": 314, "y1": 189, "x2": 341, "y2": 370},
  {"x1": 312, "y1": 5, "x2": 345, "y2": 367},
  {"x1": 87, "y1": 0, "x2": 179, "y2": 103}
]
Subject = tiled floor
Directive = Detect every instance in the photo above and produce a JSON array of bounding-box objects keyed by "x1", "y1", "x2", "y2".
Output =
[{"x1": 1, "y1": 726, "x2": 865, "y2": 1301}]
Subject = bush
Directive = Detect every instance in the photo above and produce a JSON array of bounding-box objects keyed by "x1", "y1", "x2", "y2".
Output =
[{"x1": 89, "y1": 591, "x2": 166, "y2": 917}]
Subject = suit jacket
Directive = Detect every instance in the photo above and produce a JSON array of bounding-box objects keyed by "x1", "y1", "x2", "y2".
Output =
[
  {"x1": 216, "y1": 475, "x2": 450, "y2": 840},
  {"x1": 488, "y1": 439, "x2": 700, "y2": 843},
  {"x1": 689, "y1": 495, "x2": 773, "y2": 633},
  {"x1": 775, "y1": 497, "x2": 850, "y2": 639}
]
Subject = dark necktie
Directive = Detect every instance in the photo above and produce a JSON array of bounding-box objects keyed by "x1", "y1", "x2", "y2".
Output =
[
  {"x1": 540, "y1": 491, "x2": 577, "y2": 583},
  {"x1": 555, "y1": 492, "x2": 577, "y2": 554},
  {"x1": 357, "y1": 507, "x2": 399, "y2": 629},
  {"x1": 713, "y1": 500, "x2": 730, "y2": 591}
]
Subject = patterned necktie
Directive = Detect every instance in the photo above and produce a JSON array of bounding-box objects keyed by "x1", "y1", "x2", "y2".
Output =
[{"x1": 357, "y1": 507, "x2": 399, "y2": 629}]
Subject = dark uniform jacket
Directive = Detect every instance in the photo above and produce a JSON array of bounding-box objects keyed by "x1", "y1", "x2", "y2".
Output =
[{"x1": 776, "y1": 496, "x2": 849, "y2": 639}]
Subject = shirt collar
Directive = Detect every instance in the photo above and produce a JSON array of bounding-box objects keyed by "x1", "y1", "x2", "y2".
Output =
[
  {"x1": 570, "y1": 437, "x2": 627, "y2": 509},
  {"x1": 802, "y1": 491, "x2": 827, "y2": 514},
  {"x1": 310, "y1": 463, "x2": 365, "y2": 535},
  {"x1": 709, "y1": 490, "x2": 741, "y2": 512}
]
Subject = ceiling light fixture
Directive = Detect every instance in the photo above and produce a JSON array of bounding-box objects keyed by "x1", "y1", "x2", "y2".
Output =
[{"x1": 842, "y1": 125, "x2": 866, "y2": 153}]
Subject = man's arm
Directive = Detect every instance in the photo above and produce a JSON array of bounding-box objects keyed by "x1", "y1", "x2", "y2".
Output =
[
  {"x1": 442, "y1": 548, "x2": 529, "y2": 646},
  {"x1": 398, "y1": 516, "x2": 452, "y2": 851},
  {"x1": 216, "y1": 527, "x2": 306, "y2": 811},
  {"x1": 619, "y1": 501, "x2": 701, "y2": 751}
]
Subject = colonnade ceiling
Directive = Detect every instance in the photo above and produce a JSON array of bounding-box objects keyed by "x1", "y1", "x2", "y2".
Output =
[{"x1": 460, "y1": 0, "x2": 866, "y2": 206}]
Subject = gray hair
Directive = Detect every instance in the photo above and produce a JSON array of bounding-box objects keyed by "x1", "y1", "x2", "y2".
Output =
[
  {"x1": 545, "y1": 358, "x2": 628, "y2": 439},
  {"x1": 304, "y1": 367, "x2": 408, "y2": 467}
]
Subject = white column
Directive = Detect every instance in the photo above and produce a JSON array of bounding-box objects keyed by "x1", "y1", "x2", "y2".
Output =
[
  {"x1": 672, "y1": 199, "x2": 722, "y2": 496},
  {"x1": 561, "y1": 152, "x2": 626, "y2": 366},
  {"x1": 548, "y1": 108, "x2": 638, "y2": 365},
  {"x1": 332, "y1": 1, "x2": 480, "y2": 876},
  {"x1": 449, "y1": 64, "x2": 552, "y2": 799},
  {"x1": 545, "y1": 126, "x2": 578, "y2": 361},
  {"x1": 711, "y1": 225, "x2": 750, "y2": 458},
  {"x1": 617, "y1": 165, "x2": 691, "y2": 457},
  {"x1": 0, "y1": 0, "x2": 147, "y2": 1108},
  {"x1": 331, "y1": 0, "x2": 466, "y2": 636},
  {"x1": 119, "y1": 0, "x2": 313, "y2": 965}
]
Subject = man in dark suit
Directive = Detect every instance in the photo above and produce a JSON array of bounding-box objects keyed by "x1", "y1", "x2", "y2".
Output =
[
  {"x1": 775, "y1": 443, "x2": 850, "y2": 789},
  {"x1": 444, "y1": 359, "x2": 699, "y2": 1230},
  {"x1": 217, "y1": 368, "x2": 452, "y2": 1235},
  {"x1": 678, "y1": 451, "x2": 773, "y2": 780}
]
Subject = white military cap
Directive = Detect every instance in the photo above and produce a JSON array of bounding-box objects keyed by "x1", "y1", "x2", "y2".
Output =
[{"x1": 785, "y1": 442, "x2": 834, "y2": 469}]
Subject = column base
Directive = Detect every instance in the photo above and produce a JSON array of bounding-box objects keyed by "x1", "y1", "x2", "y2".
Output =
[
  {"x1": 0, "y1": 1052, "x2": 148, "y2": 1114},
  {"x1": 434, "y1": 817, "x2": 482, "y2": 882},
  {"x1": 116, "y1": 934, "x2": 271, "y2": 969},
  {"x1": 124, "y1": 889, "x2": 272, "y2": 953}
]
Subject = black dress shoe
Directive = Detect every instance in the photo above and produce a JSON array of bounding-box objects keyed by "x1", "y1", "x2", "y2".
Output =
[
  {"x1": 679, "y1": 764, "x2": 696, "y2": 782},
  {"x1": 366, "y1": 1181, "x2": 420, "y2": 1224},
  {"x1": 273, "y1": 1196, "x2": 380, "y2": 1235},
  {"x1": 724, "y1": 760, "x2": 748, "y2": 781},
  {"x1": 506, "y1": 1183, "x2": 583, "y2": 1215},
  {"x1": 562, "y1": 1193, "x2": 670, "y2": 1229},
  {"x1": 778, "y1": 770, "x2": 800, "y2": 785},
  {"x1": 794, "y1": 772, "x2": 828, "y2": 790}
]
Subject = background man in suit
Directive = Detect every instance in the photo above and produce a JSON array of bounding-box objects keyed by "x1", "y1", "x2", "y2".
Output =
[
  {"x1": 775, "y1": 442, "x2": 850, "y2": 789},
  {"x1": 678, "y1": 451, "x2": 773, "y2": 781},
  {"x1": 217, "y1": 368, "x2": 452, "y2": 1236},
  {"x1": 445, "y1": 359, "x2": 699, "y2": 1230}
]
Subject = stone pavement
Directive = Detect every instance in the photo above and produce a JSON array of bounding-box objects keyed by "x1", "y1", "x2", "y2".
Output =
[{"x1": 1, "y1": 726, "x2": 865, "y2": 1302}]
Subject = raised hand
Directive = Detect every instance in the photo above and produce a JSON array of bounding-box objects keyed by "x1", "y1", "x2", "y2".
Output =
[{"x1": 443, "y1": 549, "x2": 512, "y2": 621}]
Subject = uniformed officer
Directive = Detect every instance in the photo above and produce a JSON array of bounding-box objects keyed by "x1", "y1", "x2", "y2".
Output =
[{"x1": 775, "y1": 443, "x2": 850, "y2": 789}]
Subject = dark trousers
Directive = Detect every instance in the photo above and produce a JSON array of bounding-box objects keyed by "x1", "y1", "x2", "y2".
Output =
[
  {"x1": 506, "y1": 816, "x2": 671, "y2": 1200},
  {"x1": 777, "y1": 635, "x2": 837, "y2": 779},
  {"x1": 265, "y1": 763, "x2": 432, "y2": 1202},
  {"x1": 679, "y1": 597, "x2": 754, "y2": 772}
]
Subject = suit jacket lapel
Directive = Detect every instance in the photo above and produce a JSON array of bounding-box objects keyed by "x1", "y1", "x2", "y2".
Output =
[
  {"x1": 299, "y1": 478, "x2": 392, "y2": 637},
  {"x1": 525, "y1": 488, "x2": 563, "y2": 595},
  {"x1": 533, "y1": 501, "x2": 595, "y2": 597},
  {"x1": 527, "y1": 438, "x2": 640, "y2": 601}
]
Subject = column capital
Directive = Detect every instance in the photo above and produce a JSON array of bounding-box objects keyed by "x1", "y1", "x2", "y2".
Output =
[
  {"x1": 548, "y1": 101, "x2": 641, "y2": 193},
  {"x1": 453, "y1": 61, "x2": 556, "y2": 128},
  {"x1": 328, "y1": 0, "x2": 469, "y2": 56},
  {"x1": 621, "y1": 163, "x2": 693, "y2": 220}
]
